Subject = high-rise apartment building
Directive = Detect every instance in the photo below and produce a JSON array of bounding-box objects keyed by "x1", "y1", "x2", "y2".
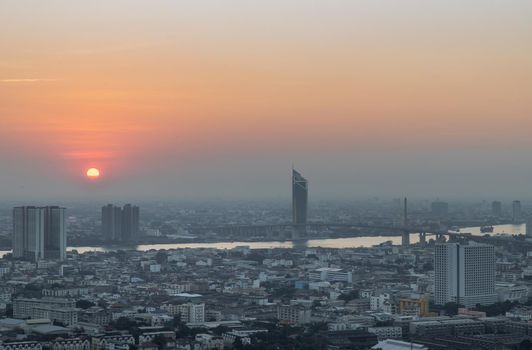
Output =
[
  {"x1": 434, "y1": 242, "x2": 496, "y2": 307},
  {"x1": 491, "y1": 201, "x2": 502, "y2": 217},
  {"x1": 292, "y1": 170, "x2": 308, "y2": 225},
  {"x1": 512, "y1": 200, "x2": 522, "y2": 223},
  {"x1": 13, "y1": 206, "x2": 66, "y2": 262},
  {"x1": 102, "y1": 204, "x2": 122, "y2": 241},
  {"x1": 122, "y1": 204, "x2": 140, "y2": 242},
  {"x1": 102, "y1": 204, "x2": 139, "y2": 242},
  {"x1": 42, "y1": 206, "x2": 67, "y2": 261},
  {"x1": 13, "y1": 206, "x2": 43, "y2": 261}
]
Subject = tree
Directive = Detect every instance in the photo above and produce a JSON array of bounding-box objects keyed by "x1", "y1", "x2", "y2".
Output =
[
  {"x1": 53, "y1": 319, "x2": 67, "y2": 327},
  {"x1": 519, "y1": 339, "x2": 532, "y2": 350},
  {"x1": 473, "y1": 301, "x2": 517, "y2": 317},
  {"x1": 233, "y1": 337, "x2": 244, "y2": 350},
  {"x1": 307, "y1": 322, "x2": 328, "y2": 334},
  {"x1": 76, "y1": 300, "x2": 96, "y2": 309},
  {"x1": 151, "y1": 334, "x2": 167, "y2": 350},
  {"x1": 442, "y1": 302, "x2": 463, "y2": 315},
  {"x1": 155, "y1": 251, "x2": 168, "y2": 265},
  {"x1": 112, "y1": 317, "x2": 141, "y2": 331},
  {"x1": 271, "y1": 286, "x2": 296, "y2": 299},
  {"x1": 212, "y1": 325, "x2": 229, "y2": 336},
  {"x1": 338, "y1": 290, "x2": 359, "y2": 302}
]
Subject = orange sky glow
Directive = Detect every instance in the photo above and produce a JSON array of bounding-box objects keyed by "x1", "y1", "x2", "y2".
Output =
[{"x1": 1, "y1": 1, "x2": 532, "y2": 198}]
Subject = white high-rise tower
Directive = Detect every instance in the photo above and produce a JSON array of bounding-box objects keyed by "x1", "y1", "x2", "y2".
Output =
[{"x1": 435, "y1": 242, "x2": 497, "y2": 307}]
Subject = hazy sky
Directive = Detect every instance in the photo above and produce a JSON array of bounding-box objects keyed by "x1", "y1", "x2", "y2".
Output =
[{"x1": 1, "y1": 1, "x2": 532, "y2": 200}]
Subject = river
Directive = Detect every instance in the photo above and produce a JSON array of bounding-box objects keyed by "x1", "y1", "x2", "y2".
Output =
[{"x1": 0, "y1": 223, "x2": 526, "y2": 258}]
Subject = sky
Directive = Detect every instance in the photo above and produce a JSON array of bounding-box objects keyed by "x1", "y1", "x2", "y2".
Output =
[{"x1": 1, "y1": 0, "x2": 532, "y2": 200}]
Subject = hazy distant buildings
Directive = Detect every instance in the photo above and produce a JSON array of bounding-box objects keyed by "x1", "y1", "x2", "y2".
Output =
[
  {"x1": 434, "y1": 242, "x2": 497, "y2": 307},
  {"x1": 13, "y1": 206, "x2": 66, "y2": 261},
  {"x1": 491, "y1": 201, "x2": 502, "y2": 217},
  {"x1": 13, "y1": 207, "x2": 42, "y2": 261},
  {"x1": 512, "y1": 200, "x2": 522, "y2": 223},
  {"x1": 292, "y1": 170, "x2": 308, "y2": 226},
  {"x1": 431, "y1": 201, "x2": 449, "y2": 218},
  {"x1": 122, "y1": 204, "x2": 140, "y2": 241},
  {"x1": 42, "y1": 206, "x2": 67, "y2": 261},
  {"x1": 527, "y1": 216, "x2": 532, "y2": 238},
  {"x1": 102, "y1": 204, "x2": 139, "y2": 242},
  {"x1": 102, "y1": 204, "x2": 121, "y2": 241}
]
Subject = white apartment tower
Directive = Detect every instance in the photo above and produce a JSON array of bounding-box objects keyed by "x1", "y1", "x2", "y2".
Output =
[{"x1": 435, "y1": 242, "x2": 497, "y2": 307}]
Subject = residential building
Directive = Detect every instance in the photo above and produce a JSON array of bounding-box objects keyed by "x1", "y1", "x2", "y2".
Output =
[
  {"x1": 277, "y1": 305, "x2": 311, "y2": 325},
  {"x1": 309, "y1": 267, "x2": 352, "y2": 283},
  {"x1": 102, "y1": 204, "x2": 139, "y2": 242},
  {"x1": 13, "y1": 206, "x2": 66, "y2": 261},
  {"x1": 13, "y1": 297, "x2": 75, "y2": 319},
  {"x1": 399, "y1": 296, "x2": 429, "y2": 317},
  {"x1": 434, "y1": 242, "x2": 497, "y2": 307},
  {"x1": 367, "y1": 327, "x2": 402, "y2": 341}
]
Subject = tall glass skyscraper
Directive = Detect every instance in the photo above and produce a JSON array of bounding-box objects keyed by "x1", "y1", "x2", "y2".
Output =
[{"x1": 292, "y1": 170, "x2": 308, "y2": 226}]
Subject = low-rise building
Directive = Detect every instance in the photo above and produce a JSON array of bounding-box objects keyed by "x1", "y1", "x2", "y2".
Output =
[
  {"x1": 277, "y1": 305, "x2": 311, "y2": 325},
  {"x1": 368, "y1": 326, "x2": 402, "y2": 340}
]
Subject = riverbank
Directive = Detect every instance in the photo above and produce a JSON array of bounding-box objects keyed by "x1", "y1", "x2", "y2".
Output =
[{"x1": 1, "y1": 223, "x2": 527, "y2": 258}]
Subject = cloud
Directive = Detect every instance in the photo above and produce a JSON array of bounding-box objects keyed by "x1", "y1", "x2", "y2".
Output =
[{"x1": 0, "y1": 78, "x2": 61, "y2": 83}]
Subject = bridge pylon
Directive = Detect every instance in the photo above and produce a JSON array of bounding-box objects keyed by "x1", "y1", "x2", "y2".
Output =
[{"x1": 401, "y1": 198, "x2": 410, "y2": 247}]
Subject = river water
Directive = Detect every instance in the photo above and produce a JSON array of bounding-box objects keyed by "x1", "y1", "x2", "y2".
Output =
[{"x1": 0, "y1": 224, "x2": 526, "y2": 258}]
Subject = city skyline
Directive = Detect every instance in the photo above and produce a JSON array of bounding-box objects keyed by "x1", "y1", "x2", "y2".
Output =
[{"x1": 2, "y1": 2, "x2": 532, "y2": 348}]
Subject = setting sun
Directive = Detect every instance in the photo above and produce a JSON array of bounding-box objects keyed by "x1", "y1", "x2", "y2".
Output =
[{"x1": 86, "y1": 168, "x2": 100, "y2": 179}]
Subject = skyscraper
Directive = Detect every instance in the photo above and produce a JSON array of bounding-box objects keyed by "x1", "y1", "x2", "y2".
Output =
[
  {"x1": 434, "y1": 242, "x2": 497, "y2": 307},
  {"x1": 102, "y1": 204, "x2": 139, "y2": 242},
  {"x1": 491, "y1": 201, "x2": 502, "y2": 217},
  {"x1": 102, "y1": 204, "x2": 121, "y2": 241},
  {"x1": 42, "y1": 206, "x2": 66, "y2": 261},
  {"x1": 292, "y1": 169, "x2": 308, "y2": 226},
  {"x1": 512, "y1": 200, "x2": 522, "y2": 223},
  {"x1": 13, "y1": 206, "x2": 43, "y2": 261},
  {"x1": 122, "y1": 204, "x2": 140, "y2": 242},
  {"x1": 13, "y1": 206, "x2": 66, "y2": 261}
]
